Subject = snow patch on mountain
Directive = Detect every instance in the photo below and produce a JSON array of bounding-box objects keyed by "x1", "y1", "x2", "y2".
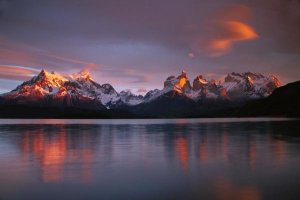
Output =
[{"x1": 222, "y1": 72, "x2": 280, "y2": 98}]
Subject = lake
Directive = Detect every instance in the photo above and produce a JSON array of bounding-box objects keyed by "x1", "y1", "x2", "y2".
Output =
[{"x1": 0, "y1": 118, "x2": 299, "y2": 200}]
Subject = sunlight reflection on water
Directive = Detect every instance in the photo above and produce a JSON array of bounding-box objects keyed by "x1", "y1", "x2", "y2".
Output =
[{"x1": 0, "y1": 119, "x2": 299, "y2": 200}]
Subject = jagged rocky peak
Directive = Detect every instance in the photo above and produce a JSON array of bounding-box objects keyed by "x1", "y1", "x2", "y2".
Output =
[
  {"x1": 263, "y1": 75, "x2": 281, "y2": 94},
  {"x1": 37, "y1": 69, "x2": 47, "y2": 79},
  {"x1": 179, "y1": 70, "x2": 187, "y2": 79},
  {"x1": 224, "y1": 72, "x2": 243, "y2": 83},
  {"x1": 119, "y1": 89, "x2": 144, "y2": 105},
  {"x1": 163, "y1": 70, "x2": 192, "y2": 93},
  {"x1": 119, "y1": 89, "x2": 142, "y2": 98},
  {"x1": 71, "y1": 69, "x2": 93, "y2": 81},
  {"x1": 164, "y1": 70, "x2": 187, "y2": 88},
  {"x1": 142, "y1": 89, "x2": 161, "y2": 102},
  {"x1": 269, "y1": 75, "x2": 281, "y2": 87},
  {"x1": 4, "y1": 69, "x2": 69, "y2": 99},
  {"x1": 176, "y1": 70, "x2": 192, "y2": 92},
  {"x1": 101, "y1": 83, "x2": 117, "y2": 95},
  {"x1": 34, "y1": 69, "x2": 67, "y2": 87},
  {"x1": 222, "y1": 72, "x2": 281, "y2": 98},
  {"x1": 193, "y1": 75, "x2": 209, "y2": 91},
  {"x1": 224, "y1": 72, "x2": 278, "y2": 84},
  {"x1": 119, "y1": 89, "x2": 133, "y2": 96},
  {"x1": 244, "y1": 72, "x2": 265, "y2": 79},
  {"x1": 144, "y1": 89, "x2": 160, "y2": 98},
  {"x1": 164, "y1": 76, "x2": 177, "y2": 88},
  {"x1": 192, "y1": 75, "x2": 220, "y2": 97},
  {"x1": 225, "y1": 72, "x2": 280, "y2": 84}
]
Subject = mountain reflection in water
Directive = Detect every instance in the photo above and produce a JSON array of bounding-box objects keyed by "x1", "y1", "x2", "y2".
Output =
[{"x1": 0, "y1": 119, "x2": 299, "y2": 200}]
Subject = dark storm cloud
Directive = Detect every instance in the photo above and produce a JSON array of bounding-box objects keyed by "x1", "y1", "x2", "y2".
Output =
[{"x1": 0, "y1": 0, "x2": 299, "y2": 92}]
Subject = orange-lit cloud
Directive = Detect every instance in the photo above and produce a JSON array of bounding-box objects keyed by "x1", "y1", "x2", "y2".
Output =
[
  {"x1": 208, "y1": 21, "x2": 258, "y2": 57},
  {"x1": 192, "y1": 5, "x2": 259, "y2": 57}
]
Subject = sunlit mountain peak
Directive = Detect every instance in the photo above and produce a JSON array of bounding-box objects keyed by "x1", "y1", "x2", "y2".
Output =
[
  {"x1": 35, "y1": 69, "x2": 68, "y2": 88},
  {"x1": 71, "y1": 69, "x2": 93, "y2": 81}
]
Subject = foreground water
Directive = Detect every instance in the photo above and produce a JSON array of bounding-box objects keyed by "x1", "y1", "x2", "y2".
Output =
[{"x1": 0, "y1": 118, "x2": 299, "y2": 200}]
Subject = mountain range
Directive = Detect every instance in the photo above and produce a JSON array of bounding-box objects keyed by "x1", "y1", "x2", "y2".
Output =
[{"x1": 0, "y1": 69, "x2": 298, "y2": 118}]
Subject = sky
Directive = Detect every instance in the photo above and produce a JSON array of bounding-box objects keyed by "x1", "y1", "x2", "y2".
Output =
[{"x1": 0, "y1": 0, "x2": 299, "y2": 94}]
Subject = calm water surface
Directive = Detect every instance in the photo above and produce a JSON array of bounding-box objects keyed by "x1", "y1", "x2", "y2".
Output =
[{"x1": 0, "y1": 118, "x2": 299, "y2": 200}]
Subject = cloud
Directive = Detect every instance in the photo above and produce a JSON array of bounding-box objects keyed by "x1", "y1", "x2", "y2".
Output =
[
  {"x1": 123, "y1": 69, "x2": 152, "y2": 83},
  {"x1": 192, "y1": 4, "x2": 259, "y2": 57},
  {"x1": 188, "y1": 52, "x2": 195, "y2": 58},
  {"x1": 75, "y1": 66, "x2": 153, "y2": 88},
  {"x1": 208, "y1": 21, "x2": 258, "y2": 57},
  {"x1": 0, "y1": 65, "x2": 40, "y2": 81},
  {"x1": 0, "y1": 36, "x2": 99, "y2": 73}
]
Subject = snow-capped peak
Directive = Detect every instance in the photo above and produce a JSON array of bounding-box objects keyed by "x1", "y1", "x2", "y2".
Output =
[
  {"x1": 163, "y1": 70, "x2": 192, "y2": 94},
  {"x1": 193, "y1": 75, "x2": 209, "y2": 91},
  {"x1": 71, "y1": 69, "x2": 93, "y2": 81},
  {"x1": 34, "y1": 69, "x2": 68, "y2": 87},
  {"x1": 222, "y1": 72, "x2": 280, "y2": 98}
]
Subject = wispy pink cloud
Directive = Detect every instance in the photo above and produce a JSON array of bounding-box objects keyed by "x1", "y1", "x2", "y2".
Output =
[
  {"x1": 0, "y1": 65, "x2": 40, "y2": 81},
  {"x1": 0, "y1": 36, "x2": 100, "y2": 73}
]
